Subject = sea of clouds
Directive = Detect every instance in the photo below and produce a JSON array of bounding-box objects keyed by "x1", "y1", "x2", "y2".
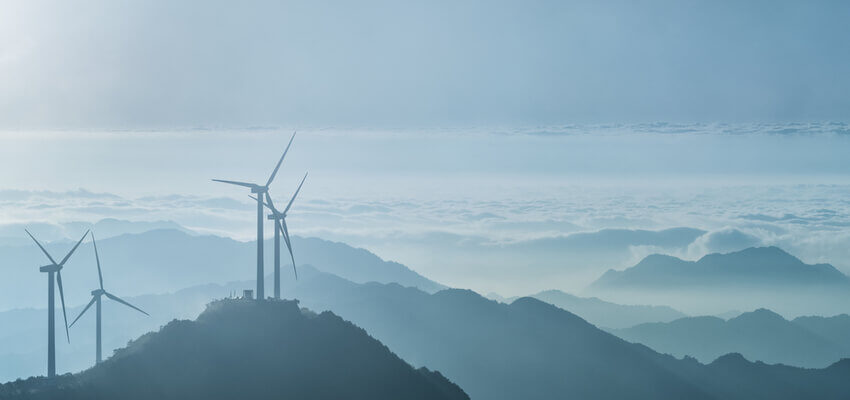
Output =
[
  {"x1": 1, "y1": 183, "x2": 848, "y2": 296},
  {"x1": 1, "y1": 124, "x2": 849, "y2": 295}
]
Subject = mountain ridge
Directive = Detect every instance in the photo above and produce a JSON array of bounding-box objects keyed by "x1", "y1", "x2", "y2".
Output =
[
  {"x1": 593, "y1": 247, "x2": 850, "y2": 289},
  {"x1": 0, "y1": 228, "x2": 444, "y2": 311},
  {"x1": 3, "y1": 267, "x2": 850, "y2": 398},
  {"x1": 613, "y1": 308, "x2": 850, "y2": 368},
  {"x1": 593, "y1": 246, "x2": 850, "y2": 290},
  {"x1": 292, "y1": 273, "x2": 850, "y2": 399},
  {"x1": 521, "y1": 289, "x2": 687, "y2": 329},
  {"x1": 0, "y1": 299, "x2": 469, "y2": 400},
  {"x1": 585, "y1": 246, "x2": 850, "y2": 316}
]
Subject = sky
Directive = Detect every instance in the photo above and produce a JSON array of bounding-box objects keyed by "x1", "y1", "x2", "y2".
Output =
[
  {"x1": 1, "y1": 1, "x2": 850, "y2": 297},
  {"x1": 1, "y1": 0, "x2": 850, "y2": 128}
]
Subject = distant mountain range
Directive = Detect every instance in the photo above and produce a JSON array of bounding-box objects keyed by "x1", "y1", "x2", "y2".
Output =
[
  {"x1": 0, "y1": 218, "x2": 196, "y2": 246},
  {"x1": 488, "y1": 290, "x2": 686, "y2": 329},
  {"x1": 592, "y1": 246, "x2": 849, "y2": 289},
  {"x1": 0, "y1": 229, "x2": 443, "y2": 310},
  {"x1": 613, "y1": 309, "x2": 850, "y2": 368},
  {"x1": 587, "y1": 247, "x2": 850, "y2": 315},
  {"x1": 527, "y1": 290, "x2": 687, "y2": 329},
  {"x1": 3, "y1": 266, "x2": 850, "y2": 399},
  {"x1": 0, "y1": 300, "x2": 469, "y2": 400},
  {"x1": 291, "y1": 236, "x2": 445, "y2": 293},
  {"x1": 292, "y1": 274, "x2": 850, "y2": 399},
  {"x1": 377, "y1": 227, "x2": 708, "y2": 293},
  {"x1": 4, "y1": 228, "x2": 850, "y2": 398}
]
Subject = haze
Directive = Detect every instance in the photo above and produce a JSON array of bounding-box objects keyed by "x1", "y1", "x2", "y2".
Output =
[
  {"x1": 3, "y1": 2, "x2": 850, "y2": 398},
  {"x1": 2, "y1": 0, "x2": 849, "y2": 128},
  {"x1": 3, "y1": 0, "x2": 850, "y2": 297},
  {"x1": 1, "y1": 127, "x2": 849, "y2": 296}
]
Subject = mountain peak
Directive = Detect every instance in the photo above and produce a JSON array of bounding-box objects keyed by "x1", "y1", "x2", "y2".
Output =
[
  {"x1": 635, "y1": 253, "x2": 690, "y2": 268},
  {"x1": 710, "y1": 352, "x2": 751, "y2": 367},
  {"x1": 699, "y1": 246, "x2": 800, "y2": 265},
  {"x1": 590, "y1": 246, "x2": 849, "y2": 293},
  {"x1": 728, "y1": 308, "x2": 787, "y2": 324},
  {"x1": 510, "y1": 296, "x2": 591, "y2": 327},
  {"x1": 533, "y1": 289, "x2": 580, "y2": 300}
]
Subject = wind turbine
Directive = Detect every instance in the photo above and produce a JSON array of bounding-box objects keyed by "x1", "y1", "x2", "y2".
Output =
[
  {"x1": 213, "y1": 131, "x2": 296, "y2": 300},
  {"x1": 25, "y1": 229, "x2": 89, "y2": 378},
  {"x1": 70, "y1": 232, "x2": 148, "y2": 364},
  {"x1": 251, "y1": 172, "x2": 308, "y2": 299}
]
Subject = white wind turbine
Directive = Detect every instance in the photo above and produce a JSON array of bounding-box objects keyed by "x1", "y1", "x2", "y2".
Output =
[
  {"x1": 25, "y1": 229, "x2": 89, "y2": 378},
  {"x1": 250, "y1": 172, "x2": 307, "y2": 299},
  {"x1": 212, "y1": 131, "x2": 296, "y2": 300},
  {"x1": 70, "y1": 232, "x2": 148, "y2": 364}
]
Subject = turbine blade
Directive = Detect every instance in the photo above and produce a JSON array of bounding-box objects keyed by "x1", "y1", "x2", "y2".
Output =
[
  {"x1": 281, "y1": 219, "x2": 297, "y2": 280},
  {"x1": 56, "y1": 271, "x2": 70, "y2": 343},
  {"x1": 265, "y1": 192, "x2": 280, "y2": 213},
  {"x1": 212, "y1": 179, "x2": 255, "y2": 188},
  {"x1": 92, "y1": 232, "x2": 104, "y2": 290},
  {"x1": 249, "y1": 194, "x2": 275, "y2": 213},
  {"x1": 265, "y1": 131, "x2": 296, "y2": 187},
  {"x1": 24, "y1": 229, "x2": 57, "y2": 265},
  {"x1": 59, "y1": 230, "x2": 89, "y2": 266},
  {"x1": 70, "y1": 296, "x2": 97, "y2": 328},
  {"x1": 105, "y1": 292, "x2": 149, "y2": 316},
  {"x1": 283, "y1": 172, "x2": 308, "y2": 215}
]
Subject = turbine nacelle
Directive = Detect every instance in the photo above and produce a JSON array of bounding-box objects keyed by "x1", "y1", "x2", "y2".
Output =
[
  {"x1": 39, "y1": 264, "x2": 61, "y2": 273},
  {"x1": 91, "y1": 289, "x2": 105, "y2": 297},
  {"x1": 251, "y1": 185, "x2": 268, "y2": 194}
]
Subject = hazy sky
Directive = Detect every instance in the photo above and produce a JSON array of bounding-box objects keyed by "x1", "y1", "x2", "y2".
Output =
[
  {"x1": 1, "y1": 0, "x2": 849, "y2": 128},
  {"x1": 2, "y1": 1, "x2": 850, "y2": 296},
  {"x1": 1, "y1": 126, "x2": 849, "y2": 295}
]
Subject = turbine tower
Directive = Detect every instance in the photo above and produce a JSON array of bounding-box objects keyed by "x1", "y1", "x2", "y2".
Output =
[
  {"x1": 70, "y1": 232, "x2": 148, "y2": 364},
  {"x1": 213, "y1": 131, "x2": 296, "y2": 300},
  {"x1": 251, "y1": 172, "x2": 308, "y2": 299},
  {"x1": 25, "y1": 229, "x2": 89, "y2": 378}
]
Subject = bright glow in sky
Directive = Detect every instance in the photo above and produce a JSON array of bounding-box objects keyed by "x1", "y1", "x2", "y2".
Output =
[{"x1": 1, "y1": 1, "x2": 850, "y2": 127}]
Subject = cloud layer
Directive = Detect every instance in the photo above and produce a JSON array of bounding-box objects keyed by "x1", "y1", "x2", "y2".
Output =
[
  {"x1": 1, "y1": 125, "x2": 849, "y2": 297},
  {"x1": 2, "y1": 180, "x2": 849, "y2": 297}
]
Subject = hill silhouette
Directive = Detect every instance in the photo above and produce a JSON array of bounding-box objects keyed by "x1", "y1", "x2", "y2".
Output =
[
  {"x1": 288, "y1": 271, "x2": 850, "y2": 399},
  {"x1": 592, "y1": 247, "x2": 849, "y2": 289},
  {"x1": 0, "y1": 299, "x2": 468, "y2": 400},
  {"x1": 527, "y1": 289, "x2": 686, "y2": 329},
  {"x1": 399, "y1": 227, "x2": 707, "y2": 293},
  {"x1": 0, "y1": 229, "x2": 444, "y2": 311},
  {"x1": 587, "y1": 247, "x2": 850, "y2": 315},
  {"x1": 614, "y1": 309, "x2": 850, "y2": 368},
  {"x1": 0, "y1": 218, "x2": 196, "y2": 246},
  {"x1": 3, "y1": 268, "x2": 850, "y2": 399},
  {"x1": 292, "y1": 236, "x2": 445, "y2": 292},
  {"x1": 593, "y1": 247, "x2": 850, "y2": 288},
  {"x1": 793, "y1": 314, "x2": 850, "y2": 348}
]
